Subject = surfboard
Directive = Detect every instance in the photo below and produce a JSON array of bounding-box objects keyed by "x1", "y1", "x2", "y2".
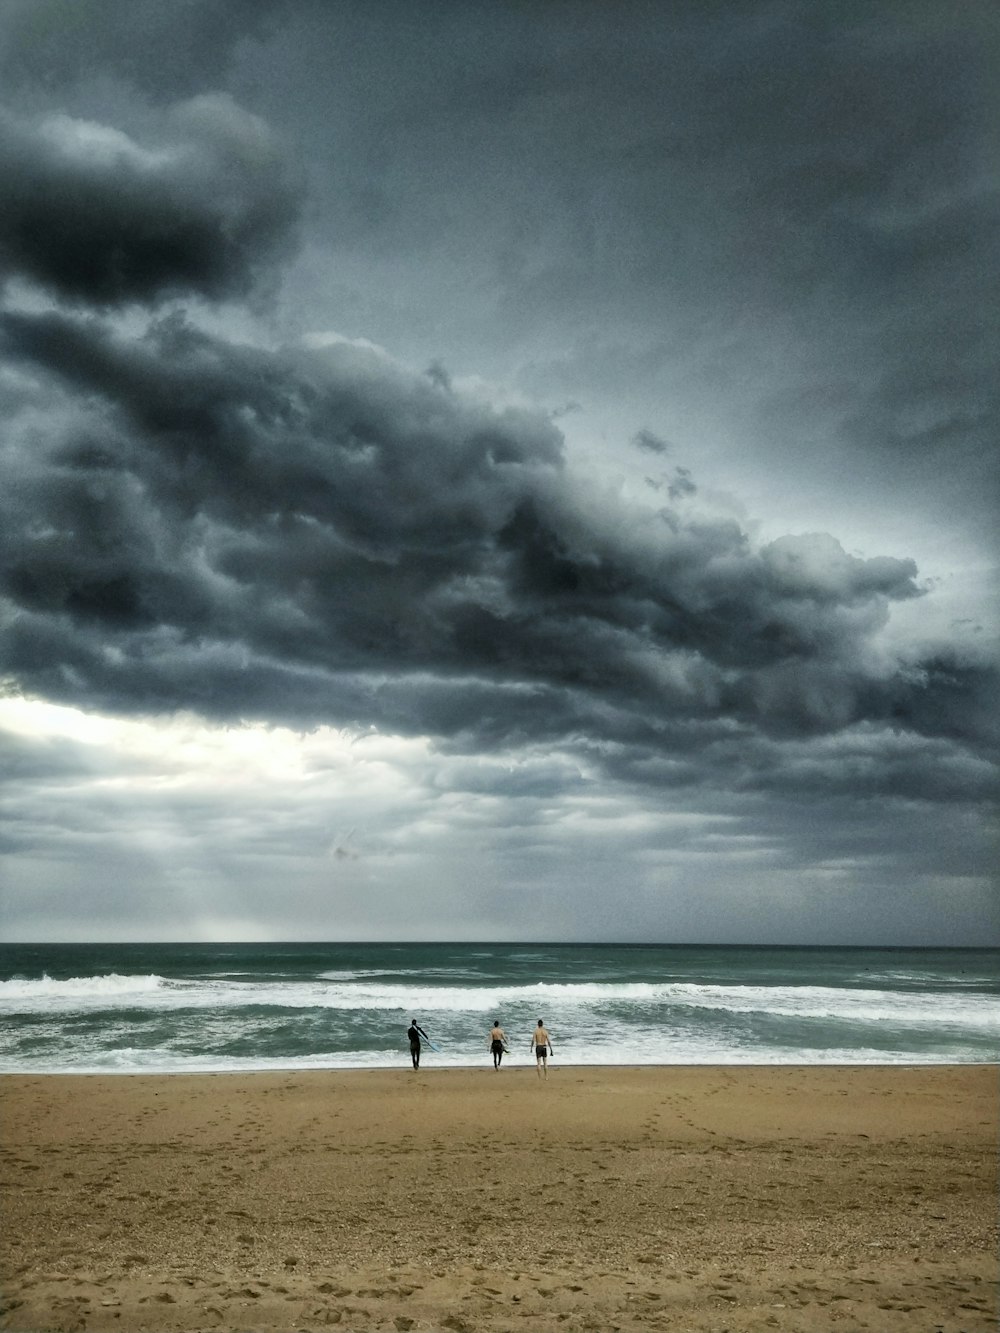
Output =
[{"x1": 421, "y1": 1032, "x2": 441, "y2": 1052}]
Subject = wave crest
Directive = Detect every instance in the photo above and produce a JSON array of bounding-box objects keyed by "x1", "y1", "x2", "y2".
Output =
[{"x1": 0, "y1": 972, "x2": 166, "y2": 1001}]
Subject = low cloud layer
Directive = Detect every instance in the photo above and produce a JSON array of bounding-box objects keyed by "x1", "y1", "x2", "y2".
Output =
[{"x1": 0, "y1": 96, "x2": 300, "y2": 306}]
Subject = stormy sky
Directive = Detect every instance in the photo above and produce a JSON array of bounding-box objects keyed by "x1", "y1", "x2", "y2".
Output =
[{"x1": 1, "y1": 0, "x2": 997, "y2": 944}]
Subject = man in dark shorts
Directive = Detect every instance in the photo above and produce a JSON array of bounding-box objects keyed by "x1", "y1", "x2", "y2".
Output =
[
  {"x1": 531, "y1": 1018, "x2": 553, "y2": 1079},
  {"x1": 406, "y1": 1018, "x2": 429, "y2": 1070},
  {"x1": 488, "y1": 1019, "x2": 507, "y2": 1069}
]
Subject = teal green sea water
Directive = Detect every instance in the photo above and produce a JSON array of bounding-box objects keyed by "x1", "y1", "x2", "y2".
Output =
[{"x1": 1, "y1": 942, "x2": 997, "y2": 1073}]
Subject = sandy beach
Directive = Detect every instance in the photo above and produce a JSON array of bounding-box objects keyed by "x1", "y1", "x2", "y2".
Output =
[{"x1": 1, "y1": 1064, "x2": 996, "y2": 1332}]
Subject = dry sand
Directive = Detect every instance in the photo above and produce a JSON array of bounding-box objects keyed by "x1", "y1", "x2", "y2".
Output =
[{"x1": 1, "y1": 1064, "x2": 996, "y2": 1332}]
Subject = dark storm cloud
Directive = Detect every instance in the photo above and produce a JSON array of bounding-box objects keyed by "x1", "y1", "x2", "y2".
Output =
[
  {"x1": 0, "y1": 0, "x2": 995, "y2": 884},
  {"x1": 632, "y1": 429, "x2": 669, "y2": 456},
  {"x1": 2, "y1": 306, "x2": 994, "y2": 811},
  {"x1": 0, "y1": 96, "x2": 301, "y2": 305},
  {"x1": 645, "y1": 465, "x2": 697, "y2": 502},
  {"x1": 223, "y1": 0, "x2": 995, "y2": 539}
]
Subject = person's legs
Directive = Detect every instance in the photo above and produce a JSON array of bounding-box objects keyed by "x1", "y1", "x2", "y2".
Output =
[{"x1": 411, "y1": 1045, "x2": 420, "y2": 1070}]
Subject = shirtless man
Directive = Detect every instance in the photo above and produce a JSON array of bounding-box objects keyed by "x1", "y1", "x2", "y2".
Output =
[
  {"x1": 531, "y1": 1018, "x2": 553, "y2": 1078},
  {"x1": 488, "y1": 1019, "x2": 507, "y2": 1069}
]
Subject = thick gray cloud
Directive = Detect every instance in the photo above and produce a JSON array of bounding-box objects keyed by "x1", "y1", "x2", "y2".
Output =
[
  {"x1": 0, "y1": 1, "x2": 995, "y2": 943},
  {"x1": 246, "y1": 0, "x2": 996, "y2": 545},
  {"x1": 1, "y1": 2, "x2": 995, "y2": 533},
  {"x1": 0, "y1": 96, "x2": 300, "y2": 305},
  {"x1": 1, "y1": 305, "x2": 993, "y2": 813}
]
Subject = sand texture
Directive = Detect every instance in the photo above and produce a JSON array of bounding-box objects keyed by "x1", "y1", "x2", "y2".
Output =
[{"x1": 1, "y1": 1064, "x2": 996, "y2": 1332}]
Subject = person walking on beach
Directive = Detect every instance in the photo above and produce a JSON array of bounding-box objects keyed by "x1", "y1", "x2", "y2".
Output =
[
  {"x1": 488, "y1": 1019, "x2": 508, "y2": 1070},
  {"x1": 531, "y1": 1018, "x2": 553, "y2": 1079},
  {"x1": 406, "y1": 1018, "x2": 429, "y2": 1070}
]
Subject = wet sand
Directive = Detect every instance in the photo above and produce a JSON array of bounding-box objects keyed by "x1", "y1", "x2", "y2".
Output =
[{"x1": 1, "y1": 1064, "x2": 996, "y2": 1332}]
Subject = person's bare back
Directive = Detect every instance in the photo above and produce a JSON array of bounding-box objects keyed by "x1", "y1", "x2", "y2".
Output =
[
  {"x1": 531, "y1": 1019, "x2": 552, "y2": 1077},
  {"x1": 489, "y1": 1020, "x2": 507, "y2": 1069}
]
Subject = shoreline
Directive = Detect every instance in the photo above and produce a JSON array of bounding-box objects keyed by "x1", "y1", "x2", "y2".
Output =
[
  {"x1": 5, "y1": 1057, "x2": 999, "y2": 1077},
  {"x1": 2, "y1": 1064, "x2": 996, "y2": 1332}
]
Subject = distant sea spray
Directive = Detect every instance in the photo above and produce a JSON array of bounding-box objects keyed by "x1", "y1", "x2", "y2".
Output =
[{"x1": 1, "y1": 942, "x2": 997, "y2": 1074}]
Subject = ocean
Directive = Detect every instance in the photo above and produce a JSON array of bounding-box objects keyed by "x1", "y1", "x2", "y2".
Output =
[{"x1": 0, "y1": 942, "x2": 997, "y2": 1074}]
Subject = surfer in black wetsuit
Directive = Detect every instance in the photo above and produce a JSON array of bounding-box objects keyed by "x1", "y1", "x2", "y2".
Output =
[{"x1": 407, "y1": 1018, "x2": 429, "y2": 1070}]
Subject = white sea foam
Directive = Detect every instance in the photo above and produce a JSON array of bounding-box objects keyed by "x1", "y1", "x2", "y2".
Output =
[
  {"x1": 0, "y1": 972, "x2": 166, "y2": 1002},
  {"x1": 1, "y1": 972, "x2": 998, "y2": 1032},
  {"x1": 2, "y1": 1040, "x2": 987, "y2": 1076}
]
